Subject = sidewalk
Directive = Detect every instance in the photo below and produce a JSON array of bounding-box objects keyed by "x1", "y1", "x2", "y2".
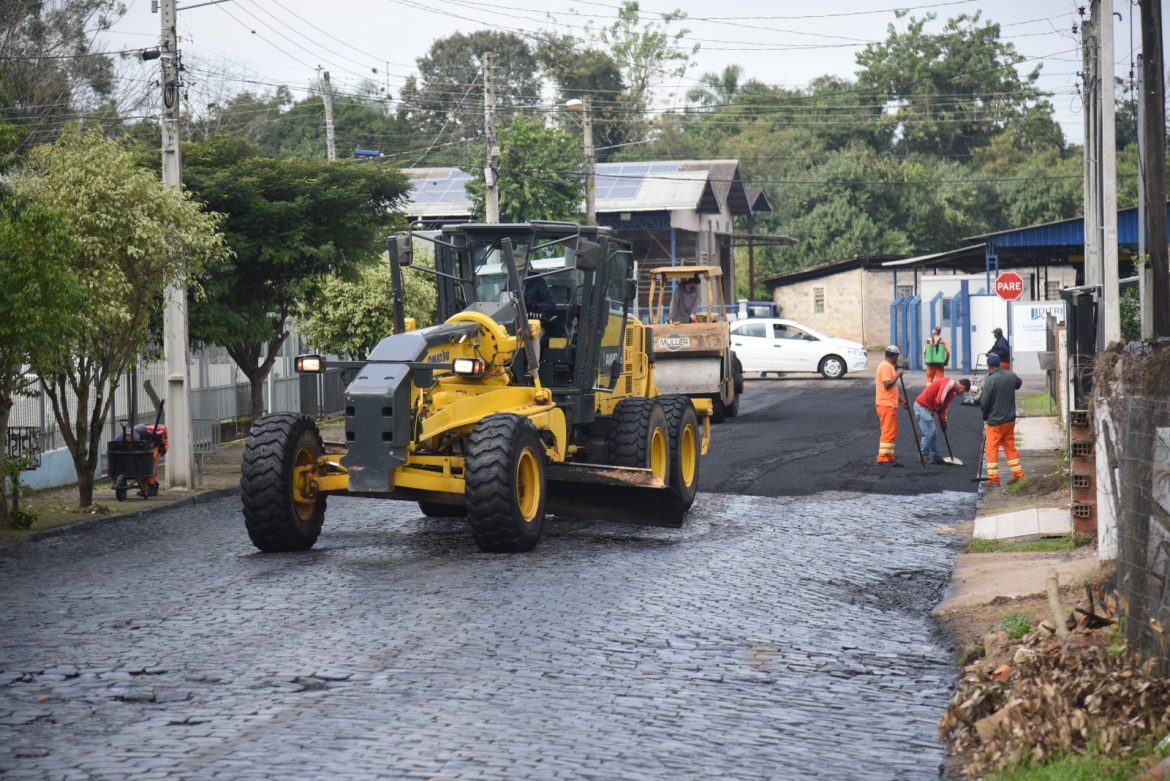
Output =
[
  {"x1": 933, "y1": 412, "x2": 1106, "y2": 650},
  {"x1": 0, "y1": 418, "x2": 347, "y2": 546}
]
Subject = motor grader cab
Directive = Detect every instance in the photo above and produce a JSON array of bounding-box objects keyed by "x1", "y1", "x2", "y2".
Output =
[
  {"x1": 240, "y1": 222, "x2": 711, "y2": 554},
  {"x1": 646, "y1": 265, "x2": 743, "y2": 422}
]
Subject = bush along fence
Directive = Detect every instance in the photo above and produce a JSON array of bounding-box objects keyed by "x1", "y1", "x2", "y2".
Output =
[
  {"x1": 7, "y1": 338, "x2": 346, "y2": 491},
  {"x1": 1093, "y1": 342, "x2": 1170, "y2": 672}
]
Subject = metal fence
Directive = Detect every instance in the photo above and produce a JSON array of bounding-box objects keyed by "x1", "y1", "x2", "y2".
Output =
[
  {"x1": 8, "y1": 338, "x2": 346, "y2": 482},
  {"x1": 1112, "y1": 393, "x2": 1170, "y2": 670}
]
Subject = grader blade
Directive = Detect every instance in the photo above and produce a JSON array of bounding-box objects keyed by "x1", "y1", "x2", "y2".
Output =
[{"x1": 544, "y1": 463, "x2": 685, "y2": 528}]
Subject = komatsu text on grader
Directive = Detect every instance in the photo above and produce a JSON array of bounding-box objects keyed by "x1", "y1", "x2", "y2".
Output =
[{"x1": 240, "y1": 222, "x2": 711, "y2": 553}]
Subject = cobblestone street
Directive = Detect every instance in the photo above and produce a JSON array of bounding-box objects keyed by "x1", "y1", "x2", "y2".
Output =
[{"x1": 0, "y1": 480, "x2": 974, "y2": 780}]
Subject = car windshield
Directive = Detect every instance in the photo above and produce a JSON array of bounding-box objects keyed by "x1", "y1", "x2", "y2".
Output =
[{"x1": 471, "y1": 242, "x2": 582, "y2": 303}]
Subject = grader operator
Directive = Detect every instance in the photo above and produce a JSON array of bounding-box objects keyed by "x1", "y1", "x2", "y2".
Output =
[{"x1": 240, "y1": 222, "x2": 711, "y2": 554}]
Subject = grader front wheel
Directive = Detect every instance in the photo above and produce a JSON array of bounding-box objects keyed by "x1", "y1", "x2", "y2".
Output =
[
  {"x1": 465, "y1": 414, "x2": 547, "y2": 553},
  {"x1": 240, "y1": 413, "x2": 326, "y2": 552},
  {"x1": 658, "y1": 395, "x2": 700, "y2": 517}
]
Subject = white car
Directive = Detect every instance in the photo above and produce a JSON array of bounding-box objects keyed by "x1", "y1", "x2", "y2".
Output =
[{"x1": 729, "y1": 318, "x2": 868, "y2": 379}]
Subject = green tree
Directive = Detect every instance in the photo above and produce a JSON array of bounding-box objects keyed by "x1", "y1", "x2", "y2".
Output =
[
  {"x1": 297, "y1": 254, "x2": 437, "y2": 360},
  {"x1": 0, "y1": 124, "x2": 86, "y2": 525},
  {"x1": 12, "y1": 127, "x2": 228, "y2": 507},
  {"x1": 537, "y1": 34, "x2": 628, "y2": 161},
  {"x1": 686, "y1": 65, "x2": 749, "y2": 107},
  {"x1": 0, "y1": 0, "x2": 126, "y2": 152},
  {"x1": 855, "y1": 12, "x2": 1060, "y2": 157},
  {"x1": 592, "y1": 0, "x2": 697, "y2": 124},
  {"x1": 398, "y1": 30, "x2": 540, "y2": 155},
  {"x1": 261, "y1": 84, "x2": 412, "y2": 160},
  {"x1": 465, "y1": 116, "x2": 584, "y2": 223},
  {"x1": 182, "y1": 136, "x2": 411, "y2": 418},
  {"x1": 187, "y1": 86, "x2": 293, "y2": 146}
]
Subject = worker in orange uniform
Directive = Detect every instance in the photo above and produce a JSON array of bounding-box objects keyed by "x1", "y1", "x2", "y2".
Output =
[
  {"x1": 923, "y1": 326, "x2": 950, "y2": 382},
  {"x1": 875, "y1": 345, "x2": 907, "y2": 466},
  {"x1": 980, "y1": 353, "x2": 1023, "y2": 486}
]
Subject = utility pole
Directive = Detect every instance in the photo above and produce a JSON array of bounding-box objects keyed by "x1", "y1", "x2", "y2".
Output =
[
  {"x1": 581, "y1": 97, "x2": 596, "y2": 224},
  {"x1": 1137, "y1": 54, "x2": 1151, "y2": 338},
  {"x1": 1082, "y1": 15, "x2": 1100, "y2": 291},
  {"x1": 1098, "y1": 0, "x2": 1121, "y2": 345},
  {"x1": 158, "y1": 0, "x2": 194, "y2": 489},
  {"x1": 482, "y1": 52, "x2": 499, "y2": 223},
  {"x1": 1140, "y1": 0, "x2": 1169, "y2": 337},
  {"x1": 320, "y1": 69, "x2": 337, "y2": 162}
]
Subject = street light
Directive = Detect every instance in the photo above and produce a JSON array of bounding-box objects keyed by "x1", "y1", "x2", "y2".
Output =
[{"x1": 564, "y1": 98, "x2": 596, "y2": 224}]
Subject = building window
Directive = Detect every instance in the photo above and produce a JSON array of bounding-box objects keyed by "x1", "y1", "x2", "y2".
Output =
[
  {"x1": 1045, "y1": 281, "x2": 1062, "y2": 300},
  {"x1": 813, "y1": 287, "x2": 825, "y2": 314},
  {"x1": 940, "y1": 297, "x2": 953, "y2": 325},
  {"x1": 896, "y1": 284, "x2": 914, "y2": 300}
]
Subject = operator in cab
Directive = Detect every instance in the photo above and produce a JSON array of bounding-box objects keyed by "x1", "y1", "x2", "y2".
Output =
[{"x1": 669, "y1": 276, "x2": 701, "y2": 323}]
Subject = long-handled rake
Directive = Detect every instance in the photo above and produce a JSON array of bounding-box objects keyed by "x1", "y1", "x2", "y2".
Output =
[{"x1": 941, "y1": 421, "x2": 963, "y2": 466}]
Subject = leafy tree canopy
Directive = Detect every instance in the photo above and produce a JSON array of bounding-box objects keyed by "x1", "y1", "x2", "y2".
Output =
[
  {"x1": 12, "y1": 126, "x2": 228, "y2": 506},
  {"x1": 855, "y1": 12, "x2": 1061, "y2": 157},
  {"x1": 398, "y1": 30, "x2": 540, "y2": 154},
  {"x1": 466, "y1": 115, "x2": 584, "y2": 223},
  {"x1": 0, "y1": 0, "x2": 125, "y2": 152},
  {"x1": 181, "y1": 136, "x2": 412, "y2": 415}
]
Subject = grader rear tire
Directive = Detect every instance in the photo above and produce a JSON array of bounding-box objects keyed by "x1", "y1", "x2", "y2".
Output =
[
  {"x1": 240, "y1": 413, "x2": 326, "y2": 552},
  {"x1": 465, "y1": 414, "x2": 547, "y2": 553},
  {"x1": 658, "y1": 395, "x2": 700, "y2": 517},
  {"x1": 606, "y1": 398, "x2": 669, "y2": 483}
]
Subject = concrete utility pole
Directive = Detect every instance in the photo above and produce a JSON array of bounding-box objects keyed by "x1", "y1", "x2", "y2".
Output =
[
  {"x1": 482, "y1": 52, "x2": 500, "y2": 223},
  {"x1": 566, "y1": 98, "x2": 596, "y2": 224},
  {"x1": 581, "y1": 97, "x2": 596, "y2": 224},
  {"x1": 1140, "y1": 0, "x2": 1170, "y2": 338},
  {"x1": 1082, "y1": 16, "x2": 1099, "y2": 290},
  {"x1": 321, "y1": 70, "x2": 337, "y2": 162},
  {"x1": 1098, "y1": 0, "x2": 1121, "y2": 345},
  {"x1": 1137, "y1": 54, "x2": 1151, "y2": 339},
  {"x1": 158, "y1": 0, "x2": 194, "y2": 490}
]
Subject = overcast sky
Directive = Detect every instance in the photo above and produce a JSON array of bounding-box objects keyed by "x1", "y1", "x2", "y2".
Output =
[{"x1": 102, "y1": 0, "x2": 1154, "y2": 147}]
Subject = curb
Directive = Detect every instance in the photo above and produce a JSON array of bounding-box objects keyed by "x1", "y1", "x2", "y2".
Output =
[{"x1": 6, "y1": 486, "x2": 241, "y2": 547}]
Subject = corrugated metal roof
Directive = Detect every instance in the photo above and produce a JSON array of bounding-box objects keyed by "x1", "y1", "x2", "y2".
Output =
[
  {"x1": 403, "y1": 159, "x2": 761, "y2": 218},
  {"x1": 964, "y1": 202, "x2": 1170, "y2": 249},
  {"x1": 760, "y1": 255, "x2": 905, "y2": 288},
  {"x1": 882, "y1": 244, "x2": 987, "y2": 269}
]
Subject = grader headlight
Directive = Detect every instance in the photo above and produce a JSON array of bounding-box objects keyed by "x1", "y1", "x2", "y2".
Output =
[
  {"x1": 295, "y1": 354, "x2": 325, "y2": 373},
  {"x1": 452, "y1": 358, "x2": 486, "y2": 377}
]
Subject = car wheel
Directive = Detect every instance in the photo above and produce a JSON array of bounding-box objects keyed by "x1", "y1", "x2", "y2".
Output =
[{"x1": 820, "y1": 355, "x2": 846, "y2": 379}]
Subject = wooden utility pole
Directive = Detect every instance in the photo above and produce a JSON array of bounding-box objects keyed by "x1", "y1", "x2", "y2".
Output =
[
  {"x1": 482, "y1": 53, "x2": 499, "y2": 223},
  {"x1": 1140, "y1": 0, "x2": 1169, "y2": 337},
  {"x1": 321, "y1": 70, "x2": 337, "y2": 162},
  {"x1": 158, "y1": 0, "x2": 194, "y2": 489}
]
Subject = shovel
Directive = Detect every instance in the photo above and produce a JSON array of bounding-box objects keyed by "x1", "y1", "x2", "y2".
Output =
[
  {"x1": 940, "y1": 421, "x2": 963, "y2": 466},
  {"x1": 970, "y1": 422, "x2": 992, "y2": 482},
  {"x1": 897, "y1": 371, "x2": 925, "y2": 467}
]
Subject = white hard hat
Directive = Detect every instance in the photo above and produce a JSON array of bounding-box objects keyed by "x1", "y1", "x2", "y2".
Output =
[{"x1": 885, "y1": 344, "x2": 901, "y2": 355}]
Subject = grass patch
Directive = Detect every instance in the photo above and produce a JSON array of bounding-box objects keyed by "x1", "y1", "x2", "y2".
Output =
[
  {"x1": 988, "y1": 744, "x2": 1168, "y2": 781},
  {"x1": 1019, "y1": 391, "x2": 1057, "y2": 417},
  {"x1": 1000, "y1": 612, "x2": 1033, "y2": 640},
  {"x1": 967, "y1": 534, "x2": 1094, "y2": 553}
]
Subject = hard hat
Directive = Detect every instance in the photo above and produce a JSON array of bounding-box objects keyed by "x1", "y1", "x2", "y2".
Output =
[{"x1": 885, "y1": 344, "x2": 900, "y2": 355}]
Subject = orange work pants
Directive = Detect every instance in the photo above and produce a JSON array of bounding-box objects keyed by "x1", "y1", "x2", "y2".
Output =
[
  {"x1": 985, "y1": 421, "x2": 1023, "y2": 485},
  {"x1": 925, "y1": 363, "x2": 946, "y2": 382},
  {"x1": 876, "y1": 405, "x2": 898, "y2": 462}
]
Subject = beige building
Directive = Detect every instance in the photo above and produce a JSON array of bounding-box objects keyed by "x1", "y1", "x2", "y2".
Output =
[{"x1": 761, "y1": 256, "x2": 903, "y2": 350}]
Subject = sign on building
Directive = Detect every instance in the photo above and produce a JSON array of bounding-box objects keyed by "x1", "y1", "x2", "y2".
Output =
[
  {"x1": 994, "y1": 271, "x2": 1025, "y2": 301},
  {"x1": 1011, "y1": 300, "x2": 1066, "y2": 352}
]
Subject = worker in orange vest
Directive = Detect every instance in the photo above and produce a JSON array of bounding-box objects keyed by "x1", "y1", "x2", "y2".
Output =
[
  {"x1": 875, "y1": 345, "x2": 907, "y2": 466},
  {"x1": 923, "y1": 327, "x2": 950, "y2": 382},
  {"x1": 981, "y1": 353, "x2": 1024, "y2": 486}
]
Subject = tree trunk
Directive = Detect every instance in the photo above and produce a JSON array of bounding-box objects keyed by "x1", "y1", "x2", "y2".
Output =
[
  {"x1": 0, "y1": 398, "x2": 11, "y2": 526},
  {"x1": 228, "y1": 330, "x2": 289, "y2": 422}
]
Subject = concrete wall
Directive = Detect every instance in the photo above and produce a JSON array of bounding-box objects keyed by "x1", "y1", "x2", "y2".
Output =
[{"x1": 770, "y1": 267, "x2": 897, "y2": 349}]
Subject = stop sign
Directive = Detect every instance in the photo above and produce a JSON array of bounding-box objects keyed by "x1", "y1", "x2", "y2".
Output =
[{"x1": 994, "y1": 271, "x2": 1025, "y2": 301}]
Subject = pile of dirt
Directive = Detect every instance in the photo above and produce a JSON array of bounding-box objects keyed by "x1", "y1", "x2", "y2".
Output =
[{"x1": 940, "y1": 600, "x2": 1170, "y2": 777}]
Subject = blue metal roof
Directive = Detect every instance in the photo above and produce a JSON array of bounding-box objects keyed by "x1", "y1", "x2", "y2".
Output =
[{"x1": 966, "y1": 202, "x2": 1170, "y2": 250}]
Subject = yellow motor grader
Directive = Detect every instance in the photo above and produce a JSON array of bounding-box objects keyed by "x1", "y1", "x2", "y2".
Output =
[
  {"x1": 240, "y1": 222, "x2": 711, "y2": 553},
  {"x1": 646, "y1": 265, "x2": 743, "y2": 422}
]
